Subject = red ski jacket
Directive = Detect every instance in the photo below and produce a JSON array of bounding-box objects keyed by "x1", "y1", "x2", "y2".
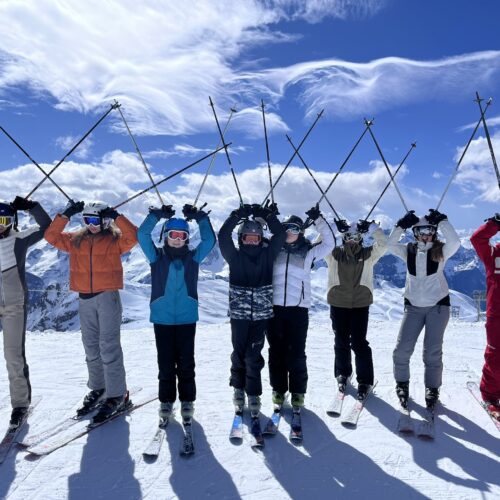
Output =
[{"x1": 471, "y1": 220, "x2": 500, "y2": 318}]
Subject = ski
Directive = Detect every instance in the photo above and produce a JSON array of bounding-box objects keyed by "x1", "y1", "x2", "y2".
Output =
[
  {"x1": 26, "y1": 391, "x2": 156, "y2": 456},
  {"x1": 467, "y1": 381, "x2": 500, "y2": 433},
  {"x1": 0, "y1": 397, "x2": 41, "y2": 464},
  {"x1": 180, "y1": 418, "x2": 195, "y2": 456},
  {"x1": 341, "y1": 380, "x2": 377, "y2": 428},
  {"x1": 416, "y1": 407, "x2": 435, "y2": 439},
  {"x1": 229, "y1": 408, "x2": 244, "y2": 442},
  {"x1": 263, "y1": 405, "x2": 282, "y2": 436},
  {"x1": 326, "y1": 389, "x2": 346, "y2": 417},
  {"x1": 289, "y1": 408, "x2": 303, "y2": 443},
  {"x1": 249, "y1": 415, "x2": 264, "y2": 449},
  {"x1": 142, "y1": 418, "x2": 169, "y2": 458},
  {"x1": 397, "y1": 403, "x2": 414, "y2": 434}
]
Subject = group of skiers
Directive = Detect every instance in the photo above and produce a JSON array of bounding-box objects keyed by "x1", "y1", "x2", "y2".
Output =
[{"x1": 0, "y1": 194, "x2": 499, "y2": 432}]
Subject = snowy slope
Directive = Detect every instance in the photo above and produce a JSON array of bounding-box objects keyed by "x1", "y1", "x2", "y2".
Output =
[{"x1": 0, "y1": 317, "x2": 499, "y2": 499}]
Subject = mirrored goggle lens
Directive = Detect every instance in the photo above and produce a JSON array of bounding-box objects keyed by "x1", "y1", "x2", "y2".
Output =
[
  {"x1": 242, "y1": 233, "x2": 261, "y2": 242},
  {"x1": 415, "y1": 226, "x2": 436, "y2": 236},
  {"x1": 284, "y1": 223, "x2": 301, "y2": 234},
  {"x1": 0, "y1": 216, "x2": 13, "y2": 226},
  {"x1": 83, "y1": 216, "x2": 101, "y2": 226},
  {"x1": 167, "y1": 230, "x2": 188, "y2": 241},
  {"x1": 343, "y1": 232, "x2": 362, "y2": 242}
]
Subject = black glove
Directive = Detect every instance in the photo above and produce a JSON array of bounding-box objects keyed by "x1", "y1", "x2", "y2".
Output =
[
  {"x1": 426, "y1": 208, "x2": 447, "y2": 226},
  {"x1": 264, "y1": 200, "x2": 280, "y2": 216},
  {"x1": 231, "y1": 204, "x2": 252, "y2": 220},
  {"x1": 11, "y1": 196, "x2": 37, "y2": 211},
  {"x1": 252, "y1": 203, "x2": 272, "y2": 220},
  {"x1": 183, "y1": 204, "x2": 207, "y2": 222},
  {"x1": 396, "y1": 210, "x2": 419, "y2": 230},
  {"x1": 356, "y1": 219, "x2": 371, "y2": 234},
  {"x1": 149, "y1": 205, "x2": 175, "y2": 219},
  {"x1": 334, "y1": 218, "x2": 350, "y2": 233},
  {"x1": 62, "y1": 200, "x2": 84, "y2": 219},
  {"x1": 99, "y1": 207, "x2": 119, "y2": 220},
  {"x1": 305, "y1": 203, "x2": 321, "y2": 222},
  {"x1": 489, "y1": 213, "x2": 500, "y2": 228}
]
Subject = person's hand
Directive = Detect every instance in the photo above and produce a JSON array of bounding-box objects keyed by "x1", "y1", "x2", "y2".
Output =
[
  {"x1": 356, "y1": 219, "x2": 371, "y2": 234},
  {"x1": 11, "y1": 196, "x2": 37, "y2": 211},
  {"x1": 62, "y1": 200, "x2": 84, "y2": 219},
  {"x1": 396, "y1": 210, "x2": 419, "y2": 230},
  {"x1": 99, "y1": 207, "x2": 119, "y2": 220},
  {"x1": 183, "y1": 204, "x2": 207, "y2": 222},
  {"x1": 264, "y1": 200, "x2": 279, "y2": 216},
  {"x1": 426, "y1": 208, "x2": 447, "y2": 226},
  {"x1": 231, "y1": 204, "x2": 252, "y2": 220},
  {"x1": 149, "y1": 205, "x2": 175, "y2": 219},
  {"x1": 252, "y1": 203, "x2": 271, "y2": 220},
  {"x1": 334, "y1": 218, "x2": 350, "y2": 233},
  {"x1": 305, "y1": 203, "x2": 321, "y2": 222}
]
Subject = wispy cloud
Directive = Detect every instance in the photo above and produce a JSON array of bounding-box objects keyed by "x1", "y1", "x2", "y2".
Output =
[
  {"x1": 457, "y1": 114, "x2": 500, "y2": 132},
  {"x1": 143, "y1": 144, "x2": 249, "y2": 160},
  {"x1": 55, "y1": 135, "x2": 93, "y2": 160}
]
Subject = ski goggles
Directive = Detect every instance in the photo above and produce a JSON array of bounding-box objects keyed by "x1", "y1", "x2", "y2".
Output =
[
  {"x1": 342, "y1": 232, "x2": 362, "y2": 243},
  {"x1": 414, "y1": 226, "x2": 436, "y2": 236},
  {"x1": 83, "y1": 215, "x2": 101, "y2": 226},
  {"x1": 167, "y1": 230, "x2": 189, "y2": 241},
  {"x1": 0, "y1": 216, "x2": 13, "y2": 226},
  {"x1": 284, "y1": 223, "x2": 301, "y2": 234},
  {"x1": 242, "y1": 233, "x2": 261, "y2": 243}
]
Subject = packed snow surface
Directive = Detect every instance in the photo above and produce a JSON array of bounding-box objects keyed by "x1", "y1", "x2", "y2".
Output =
[{"x1": 0, "y1": 315, "x2": 499, "y2": 499}]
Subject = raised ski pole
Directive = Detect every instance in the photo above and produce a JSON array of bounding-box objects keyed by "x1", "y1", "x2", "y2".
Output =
[
  {"x1": 193, "y1": 106, "x2": 236, "y2": 207},
  {"x1": 366, "y1": 119, "x2": 409, "y2": 212},
  {"x1": 436, "y1": 98, "x2": 492, "y2": 210},
  {"x1": 0, "y1": 126, "x2": 73, "y2": 202},
  {"x1": 261, "y1": 109, "x2": 324, "y2": 205},
  {"x1": 475, "y1": 92, "x2": 499, "y2": 190},
  {"x1": 317, "y1": 119, "x2": 372, "y2": 203},
  {"x1": 363, "y1": 142, "x2": 416, "y2": 221},
  {"x1": 286, "y1": 135, "x2": 340, "y2": 219},
  {"x1": 114, "y1": 100, "x2": 164, "y2": 206},
  {"x1": 209, "y1": 96, "x2": 243, "y2": 205},
  {"x1": 113, "y1": 143, "x2": 229, "y2": 209},
  {"x1": 26, "y1": 102, "x2": 119, "y2": 199},
  {"x1": 261, "y1": 100, "x2": 274, "y2": 204}
]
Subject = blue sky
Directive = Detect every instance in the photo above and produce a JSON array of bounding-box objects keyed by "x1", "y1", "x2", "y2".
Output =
[{"x1": 0, "y1": 0, "x2": 499, "y2": 230}]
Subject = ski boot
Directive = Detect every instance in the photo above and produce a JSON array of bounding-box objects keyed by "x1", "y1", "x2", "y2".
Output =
[
  {"x1": 247, "y1": 395, "x2": 261, "y2": 418},
  {"x1": 425, "y1": 387, "x2": 439, "y2": 410},
  {"x1": 76, "y1": 388, "x2": 105, "y2": 417},
  {"x1": 395, "y1": 381, "x2": 409, "y2": 409},
  {"x1": 232, "y1": 388, "x2": 245, "y2": 411},
  {"x1": 272, "y1": 391, "x2": 285, "y2": 406},
  {"x1": 180, "y1": 401, "x2": 194, "y2": 422},
  {"x1": 483, "y1": 400, "x2": 500, "y2": 420},
  {"x1": 357, "y1": 383, "x2": 370, "y2": 401},
  {"x1": 91, "y1": 391, "x2": 130, "y2": 424},
  {"x1": 159, "y1": 401, "x2": 174, "y2": 420},
  {"x1": 9, "y1": 406, "x2": 29, "y2": 429},
  {"x1": 336, "y1": 375, "x2": 348, "y2": 393},
  {"x1": 291, "y1": 393, "x2": 305, "y2": 409}
]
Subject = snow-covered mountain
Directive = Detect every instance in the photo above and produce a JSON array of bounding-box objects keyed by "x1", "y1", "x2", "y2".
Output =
[{"x1": 21, "y1": 216, "x2": 485, "y2": 331}]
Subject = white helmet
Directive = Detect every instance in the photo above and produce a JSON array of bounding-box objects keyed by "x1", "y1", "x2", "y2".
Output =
[
  {"x1": 412, "y1": 216, "x2": 436, "y2": 238},
  {"x1": 83, "y1": 201, "x2": 111, "y2": 229}
]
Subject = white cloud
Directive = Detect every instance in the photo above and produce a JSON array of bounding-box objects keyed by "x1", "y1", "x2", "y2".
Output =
[
  {"x1": 55, "y1": 135, "x2": 93, "y2": 160},
  {"x1": 458, "y1": 114, "x2": 500, "y2": 132},
  {"x1": 143, "y1": 144, "x2": 249, "y2": 160},
  {"x1": 432, "y1": 171, "x2": 442, "y2": 179}
]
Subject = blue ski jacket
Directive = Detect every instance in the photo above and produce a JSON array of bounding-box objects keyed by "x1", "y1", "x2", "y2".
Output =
[{"x1": 138, "y1": 213, "x2": 216, "y2": 325}]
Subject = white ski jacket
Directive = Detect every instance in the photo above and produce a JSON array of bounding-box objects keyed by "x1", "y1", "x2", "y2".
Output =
[
  {"x1": 272, "y1": 216, "x2": 335, "y2": 308},
  {"x1": 387, "y1": 220, "x2": 460, "y2": 307}
]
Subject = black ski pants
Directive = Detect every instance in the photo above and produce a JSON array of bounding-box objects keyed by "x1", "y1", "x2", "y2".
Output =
[
  {"x1": 331, "y1": 306, "x2": 374, "y2": 385},
  {"x1": 154, "y1": 323, "x2": 196, "y2": 403},
  {"x1": 267, "y1": 305, "x2": 308, "y2": 394},
  {"x1": 230, "y1": 318, "x2": 266, "y2": 396}
]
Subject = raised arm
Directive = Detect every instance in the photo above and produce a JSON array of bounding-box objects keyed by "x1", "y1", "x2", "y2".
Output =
[
  {"x1": 218, "y1": 209, "x2": 242, "y2": 264},
  {"x1": 137, "y1": 212, "x2": 161, "y2": 264},
  {"x1": 471, "y1": 218, "x2": 499, "y2": 264}
]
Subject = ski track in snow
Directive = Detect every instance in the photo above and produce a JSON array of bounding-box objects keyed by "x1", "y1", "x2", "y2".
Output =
[{"x1": 0, "y1": 318, "x2": 499, "y2": 499}]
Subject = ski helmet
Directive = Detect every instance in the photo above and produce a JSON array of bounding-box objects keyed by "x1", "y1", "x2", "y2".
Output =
[
  {"x1": 282, "y1": 215, "x2": 304, "y2": 234},
  {"x1": 342, "y1": 222, "x2": 363, "y2": 244},
  {"x1": 0, "y1": 202, "x2": 15, "y2": 230},
  {"x1": 165, "y1": 218, "x2": 189, "y2": 233},
  {"x1": 238, "y1": 219, "x2": 263, "y2": 244},
  {"x1": 412, "y1": 216, "x2": 437, "y2": 239},
  {"x1": 83, "y1": 201, "x2": 111, "y2": 229}
]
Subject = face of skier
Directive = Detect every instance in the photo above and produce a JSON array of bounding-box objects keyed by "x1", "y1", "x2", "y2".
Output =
[
  {"x1": 167, "y1": 229, "x2": 188, "y2": 248},
  {"x1": 241, "y1": 233, "x2": 261, "y2": 246},
  {"x1": 286, "y1": 231, "x2": 299, "y2": 244},
  {"x1": 414, "y1": 226, "x2": 436, "y2": 243}
]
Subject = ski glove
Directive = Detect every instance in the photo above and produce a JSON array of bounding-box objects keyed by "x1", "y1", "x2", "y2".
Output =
[
  {"x1": 356, "y1": 219, "x2": 371, "y2": 234},
  {"x1": 62, "y1": 200, "x2": 84, "y2": 219},
  {"x1": 149, "y1": 205, "x2": 175, "y2": 220},
  {"x1": 334, "y1": 219, "x2": 350, "y2": 233},
  {"x1": 11, "y1": 196, "x2": 37, "y2": 211},
  {"x1": 264, "y1": 200, "x2": 280, "y2": 216},
  {"x1": 232, "y1": 204, "x2": 252, "y2": 220},
  {"x1": 396, "y1": 210, "x2": 419, "y2": 230},
  {"x1": 183, "y1": 204, "x2": 207, "y2": 222},
  {"x1": 252, "y1": 204, "x2": 272, "y2": 220},
  {"x1": 99, "y1": 207, "x2": 119, "y2": 220},
  {"x1": 426, "y1": 208, "x2": 447, "y2": 226},
  {"x1": 305, "y1": 203, "x2": 321, "y2": 222}
]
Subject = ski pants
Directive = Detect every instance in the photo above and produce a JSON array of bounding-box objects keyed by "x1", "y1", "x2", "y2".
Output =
[
  {"x1": 331, "y1": 306, "x2": 374, "y2": 385},
  {"x1": 0, "y1": 303, "x2": 31, "y2": 408},
  {"x1": 230, "y1": 318, "x2": 266, "y2": 396},
  {"x1": 267, "y1": 305, "x2": 308, "y2": 394},
  {"x1": 480, "y1": 315, "x2": 500, "y2": 401},
  {"x1": 79, "y1": 291, "x2": 127, "y2": 398},
  {"x1": 154, "y1": 323, "x2": 196, "y2": 403},
  {"x1": 393, "y1": 304, "x2": 450, "y2": 388}
]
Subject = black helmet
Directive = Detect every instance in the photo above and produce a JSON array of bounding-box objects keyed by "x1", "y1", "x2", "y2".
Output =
[
  {"x1": 282, "y1": 215, "x2": 304, "y2": 234},
  {"x1": 238, "y1": 219, "x2": 263, "y2": 244}
]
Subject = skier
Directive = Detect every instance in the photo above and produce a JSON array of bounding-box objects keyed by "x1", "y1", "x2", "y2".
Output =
[
  {"x1": 0, "y1": 196, "x2": 50, "y2": 427},
  {"x1": 137, "y1": 204, "x2": 216, "y2": 424},
  {"x1": 218, "y1": 203, "x2": 286, "y2": 419},
  {"x1": 388, "y1": 209, "x2": 460, "y2": 409},
  {"x1": 45, "y1": 201, "x2": 137, "y2": 423},
  {"x1": 325, "y1": 218, "x2": 388, "y2": 400},
  {"x1": 470, "y1": 214, "x2": 500, "y2": 416},
  {"x1": 268, "y1": 204, "x2": 335, "y2": 410}
]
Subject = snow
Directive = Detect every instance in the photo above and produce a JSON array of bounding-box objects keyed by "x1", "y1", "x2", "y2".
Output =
[{"x1": 1, "y1": 316, "x2": 499, "y2": 499}]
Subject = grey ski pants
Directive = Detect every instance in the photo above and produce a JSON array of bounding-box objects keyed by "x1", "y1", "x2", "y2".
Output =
[
  {"x1": 0, "y1": 303, "x2": 31, "y2": 408},
  {"x1": 79, "y1": 291, "x2": 126, "y2": 397},
  {"x1": 393, "y1": 304, "x2": 450, "y2": 388}
]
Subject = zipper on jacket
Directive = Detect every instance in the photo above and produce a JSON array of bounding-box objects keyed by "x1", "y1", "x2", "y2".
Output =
[
  {"x1": 89, "y1": 239, "x2": 94, "y2": 293},
  {"x1": 284, "y1": 251, "x2": 290, "y2": 306}
]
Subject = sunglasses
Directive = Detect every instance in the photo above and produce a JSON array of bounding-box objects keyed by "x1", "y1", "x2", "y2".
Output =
[
  {"x1": 343, "y1": 232, "x2": 362, "y2": 242},
  {"x1": 167, "y1": 230, "x2": 189, "y2": 241},
  {"x1": 83, "y1": 216, "x2": 101, "y2": 226},
  {"x1": 0, "y1": 216, "x2": 13, "y2": 226},
  {"x1": 414, "y1": 226, "x2": 436, "y2": 236},
  {"x1": 284, "y1": 223, "x2": 301, "y2": 234}
]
